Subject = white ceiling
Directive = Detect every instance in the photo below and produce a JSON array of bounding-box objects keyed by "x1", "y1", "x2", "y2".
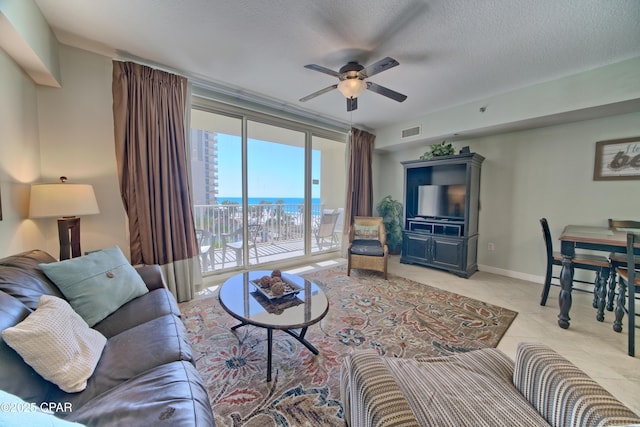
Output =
[{"x1": 34, "y1": 0, "x2": 640, "y2": 130}]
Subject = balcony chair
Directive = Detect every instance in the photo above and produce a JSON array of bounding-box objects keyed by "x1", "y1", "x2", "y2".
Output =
[
  {"x1": 347, "y1": 216, "x2": 388, "y2": 279},
  {"x1": 606, "y1": 219, "x2": 640, "y2": 312},
  {"x1": 333, "y1": 207, "x2": 345, "y2": 246},
  {"x1": 195, "y1": 229, "x2": 215, "y2": 272},
  {"x1": 539, "y1": 218, "x2": 611, "y2": 311},
  {"x1": 612, "y1": 232, "x2": 640, "y2": 356},
  {"x1": 314, "y1": 209, "x2": 340, "y2": 250},
  {"x1": 221, "y1": 223, "x2": 261, "y2": 267}
]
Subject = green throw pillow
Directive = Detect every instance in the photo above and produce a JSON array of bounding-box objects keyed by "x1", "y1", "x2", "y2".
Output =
[{"x1": 39, "y1": 246, "x2": 149, "y2": 327}]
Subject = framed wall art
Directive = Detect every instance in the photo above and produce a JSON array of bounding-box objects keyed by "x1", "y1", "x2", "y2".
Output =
[{"x1": 593, "y1": 137, "x2": 640, "y2": 181}]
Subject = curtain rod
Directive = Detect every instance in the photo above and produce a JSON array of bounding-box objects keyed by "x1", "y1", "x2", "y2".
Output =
[{"x1": 113, "y1": 56, "x2": 370, "y2": 133}]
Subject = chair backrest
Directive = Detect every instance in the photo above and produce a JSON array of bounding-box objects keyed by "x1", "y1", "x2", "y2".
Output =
[
  {"x1": 334, "y1": 208, "x2": 345, "y2": 234},
  {"x1": 195, "y1": 229, "x2": 213, "y2": 254},
  {"x1": 608, "y1": 219, "x2": 640, "y2": 230},
  {"x1": 627, "y1": 232, "x2": 639, "y2": 288},
  {"x1": 539, "y1": 218, "x2": 554, "y2": 263},
  {"x1": 318, "y1": 209, "x2": 340, "y2": 238},
  {"x1": 351, "y1": 216, "x2": 387, "y2": 246},
  {"x1": 247, "y1": 223, "x2": 262, "y2": 243}
]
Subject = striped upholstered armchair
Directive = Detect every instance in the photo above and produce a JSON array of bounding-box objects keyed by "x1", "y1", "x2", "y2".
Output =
[{"x1": 340, "y1": 342, "x2": 640, "y2": 426}]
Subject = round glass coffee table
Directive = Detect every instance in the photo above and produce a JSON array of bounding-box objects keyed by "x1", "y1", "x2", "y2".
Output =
[{"x1": 218, "y1": 271, "x2": 329, "y2": 382}]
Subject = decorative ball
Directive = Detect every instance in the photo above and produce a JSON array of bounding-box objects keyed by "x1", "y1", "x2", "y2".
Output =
[
  {"x1": 271, "y1": 269, "x2": 282, "y2": 278},
  {"x1": 269, "y1": 276, "x2": 282, "y2": 286},
  {"x1": 270, "y1": 281, "x2": 285, "y2": 296},
  {"x1": 259, "y1": 276, "x2": 271, "y2": 288}
]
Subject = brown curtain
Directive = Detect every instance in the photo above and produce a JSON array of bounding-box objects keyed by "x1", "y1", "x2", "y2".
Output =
[
  {"x1": 344, "y1": 127, "x2": 375, "y2": 238},
  {"x1": 112, "y1": 61, "x2": 201, "y2": 302}
]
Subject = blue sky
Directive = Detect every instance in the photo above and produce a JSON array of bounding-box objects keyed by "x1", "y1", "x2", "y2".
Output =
[{"x1": 217, "y1": 134, "x2": 320, "y2": 198}]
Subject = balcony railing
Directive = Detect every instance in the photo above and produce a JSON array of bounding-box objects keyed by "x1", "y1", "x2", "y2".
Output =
[{"x1": 193, "y1": 202, "x2": 340, "y2": 273}]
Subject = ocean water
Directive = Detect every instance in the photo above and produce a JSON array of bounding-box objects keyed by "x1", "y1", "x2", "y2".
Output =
[{"x1": 218, "y1": 197, "x2": 320, "y2": 205}]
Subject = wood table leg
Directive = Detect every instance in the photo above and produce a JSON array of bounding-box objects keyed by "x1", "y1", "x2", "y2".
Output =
[
  {"x1": 558, "y1": 242, "x2": 575, "y2": 329},
  {"x1": 607, "y1": 271, "x2": 616, "y2": 312},
  {"x1": 596, "y1": 268, "x2": 609, "y2": 322},
  {"x1": 613, "y1": 280, "x2": 627, "y2": 333}
]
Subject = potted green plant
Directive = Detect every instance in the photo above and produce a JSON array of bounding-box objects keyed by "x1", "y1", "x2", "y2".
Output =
[
  {"x1": 376, "y1": 195, "x2": 403, "y2": 254},
  {"x1": 420, "y1": 141, "x2": 455, "y2": 160}
]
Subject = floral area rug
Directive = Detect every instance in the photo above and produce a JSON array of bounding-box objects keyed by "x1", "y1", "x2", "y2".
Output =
[{"x1": 179, "y1": 266, "x2": 518, "y2": 427}]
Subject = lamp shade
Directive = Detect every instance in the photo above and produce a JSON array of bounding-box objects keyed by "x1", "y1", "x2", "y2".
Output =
[
  {"x1": 29, "y1": 183, "x2": 99, "y2": 218},
  {"x1": 337, "y1": 78, "x2": 367, "y2": 98}
]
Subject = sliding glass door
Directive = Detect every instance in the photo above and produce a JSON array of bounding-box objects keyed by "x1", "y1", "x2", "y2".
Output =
[
  {"x1": 247, "y1": 121, "x2": 306, "y2": 263},
  {"x1": 190, "y1": 101, "x2": 346, "y2": 275},
  {"x1": 311, "y1": 135, "x2": 346, "y2": 253}
]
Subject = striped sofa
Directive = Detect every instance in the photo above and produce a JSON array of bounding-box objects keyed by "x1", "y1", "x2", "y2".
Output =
[{"x1": 340, "y1": 342, "x2": 640, "y2": 427}]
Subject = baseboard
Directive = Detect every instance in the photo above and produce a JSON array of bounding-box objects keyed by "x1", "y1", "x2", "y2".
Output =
[
  {"x1": 477, "y1": 264, "x2": 543, "y2": 284},
  {"x1": 477, "y1": 264, "x2": 600, "y2": 294}
]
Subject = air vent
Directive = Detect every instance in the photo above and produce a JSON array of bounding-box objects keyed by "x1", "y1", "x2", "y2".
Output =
[{"x1": 401, "y1": 126, "x2": 421, "y2": 139}]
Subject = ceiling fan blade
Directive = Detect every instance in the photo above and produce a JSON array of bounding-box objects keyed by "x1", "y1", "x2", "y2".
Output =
[
  {"x1": 359, "y1": 57, "x2": 399, "y2": 79},
  {"x1": 366, "y1": 82, "x2": 407, "y2": 102},
  {"x1": 303, "y1": 64, "x2": 340, "y2": 77},
  {"x1": 299, "y1": 84, "x2": 338, "y2": 102},
  {"x1": 346, "y1": 97, "x2": 358, "y2": 112}
]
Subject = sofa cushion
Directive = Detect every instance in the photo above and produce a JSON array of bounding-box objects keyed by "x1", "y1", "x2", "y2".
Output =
[
  {"x1": 2, "y1": 295, "x2": 106, "y2": 393},
  {"x1": 39, "y1": 246, "x2": 149, "y2": 327},
  {"x1": 514, "y1": 342, "x2": 640, "y2": 427},
  {"x1": 61, "y1": 361, "x2": 215, "y2": 427},
  {"x1": 0, "y1": 292, "x2": 58, "y2": 403},
  {"x1": 93, "y1": 288, "x2": 181, "y2": 338},
  {"x1": 0, "y1": 250, "x2": 62, "y2": 310},
  {"x1": 0, "y1": 390, "x2": 85, "y2": 427},
  {"x1": 50, "y1": 313, "x2": 194, "y2": 409}
]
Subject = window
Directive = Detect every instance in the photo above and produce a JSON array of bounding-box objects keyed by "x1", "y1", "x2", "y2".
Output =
[{"x1": 190, "y1": 98, "x2": 346, "y2": 274}]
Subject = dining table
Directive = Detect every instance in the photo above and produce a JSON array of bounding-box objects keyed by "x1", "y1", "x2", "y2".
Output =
[{"x1": 557, "y1": 225, "x2": 640, "y2": 330}]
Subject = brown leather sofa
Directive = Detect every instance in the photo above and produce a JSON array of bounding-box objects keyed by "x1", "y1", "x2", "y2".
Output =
[{"x1": 0, "y1": 250, "x2": 215, "y2": 426}]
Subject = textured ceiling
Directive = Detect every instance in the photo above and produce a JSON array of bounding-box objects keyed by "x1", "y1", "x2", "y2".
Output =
[{"x1": 34, "y1": 0, "x2": 640, "y2": 130}]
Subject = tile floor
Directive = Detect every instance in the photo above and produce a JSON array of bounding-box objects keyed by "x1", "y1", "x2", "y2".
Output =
[{"x1": 383, "y1": 256, "x2": 640, "y2": 416}]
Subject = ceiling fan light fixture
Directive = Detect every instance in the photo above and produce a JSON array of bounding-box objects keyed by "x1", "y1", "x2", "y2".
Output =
[{"x1": 337, "y1": 78, "x2": 367, "y2": 98}]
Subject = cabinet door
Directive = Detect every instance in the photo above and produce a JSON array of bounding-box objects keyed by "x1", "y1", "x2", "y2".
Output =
[
  {"x1": 403, "y1": 233, "x2": 430, "y2": 261},
  {"x1": 431, "y1": 237, "x2": 464, "y2": 269}
]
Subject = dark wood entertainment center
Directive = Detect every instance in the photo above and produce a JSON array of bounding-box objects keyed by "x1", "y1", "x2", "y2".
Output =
[{"x1": 400, "y1": 152, "x2": 484, "y2": 277}]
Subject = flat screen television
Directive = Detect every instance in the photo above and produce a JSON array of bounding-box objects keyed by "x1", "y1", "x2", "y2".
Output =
[{"x1": 417, "y1": 184, "x2": 466, "y2": 219}]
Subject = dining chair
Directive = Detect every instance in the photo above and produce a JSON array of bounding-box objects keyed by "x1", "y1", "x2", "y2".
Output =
[
  {"x1": 347, "y1": 216, "x2": 388, "y2": 279},
  {"x1": 606, "y1": 219, "x2": 640, "y2": 312},
  {"x1": 539, "y1": 218, "x2": 611, "y2": 308},
  {"x1": 613, "y1": 232, "x2": 640, "y2": 356}
]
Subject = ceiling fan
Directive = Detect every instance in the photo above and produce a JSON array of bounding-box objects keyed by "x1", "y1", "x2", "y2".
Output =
[{"x1": 299, "y1": 57, "x2": 407, "y2": 112}]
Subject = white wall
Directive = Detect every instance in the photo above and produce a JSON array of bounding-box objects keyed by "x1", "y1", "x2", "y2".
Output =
[
  {"x1": 374, "y1": 112, "x2": 640, "y2": 280},
  {"x1": 0, "y1": 42, "x2": 128, "y2": 260},
  {"x1": 0, "y1": 48, "x2": 46, "y2": 256},
  {"x1": 35, "y1": 44, "x2": 130, "y2": 257},
  {"x1": 375, "y1": 57, "x2": 640, "y2": 151}
]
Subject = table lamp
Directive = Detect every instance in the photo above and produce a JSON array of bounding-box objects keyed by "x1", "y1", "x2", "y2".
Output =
[{"x1": 29, "y1": 177, "x2": 100, "y2": 260}]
